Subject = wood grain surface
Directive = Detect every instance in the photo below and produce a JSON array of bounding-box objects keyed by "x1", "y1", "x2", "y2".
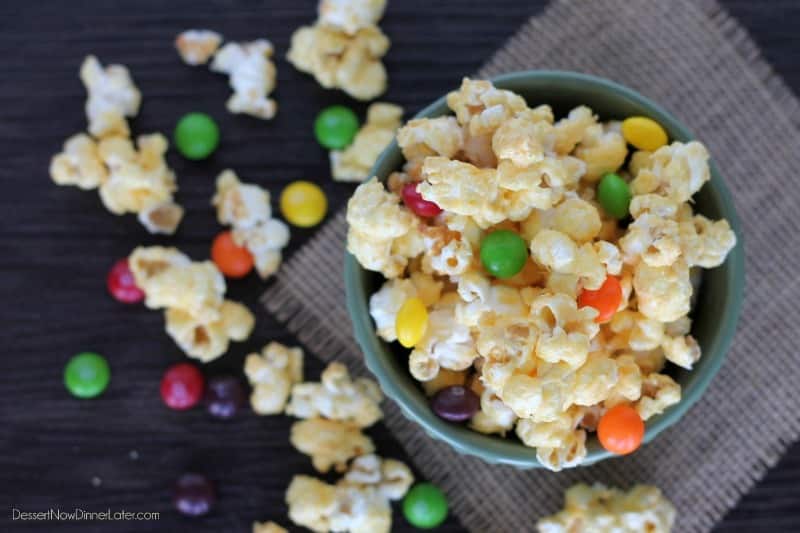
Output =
[{"x1": 1, "y1": 1, "x2": 798, "y2": 531}]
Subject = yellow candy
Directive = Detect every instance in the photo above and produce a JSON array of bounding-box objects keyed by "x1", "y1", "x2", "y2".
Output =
[
  {"x1": 621, "y1": 116, "x2": 668, "y2": 152},
  {"x1": 280, "y1": 181, "x2": 328, "y2": 227},
  {"x1": 396, "y1": 297, "x2": 428, "y2": 348}
]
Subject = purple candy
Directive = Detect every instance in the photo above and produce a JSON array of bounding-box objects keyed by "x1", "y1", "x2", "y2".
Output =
[
  {"x1": 204, "y1": 376, "x2": 246, "y2": 419},
  {"x1": 431, "y1": 385, "x2": 479, "y2": 422},
  {"x1": 173, "y1": 473, "x2": 215, "y2": 517}
]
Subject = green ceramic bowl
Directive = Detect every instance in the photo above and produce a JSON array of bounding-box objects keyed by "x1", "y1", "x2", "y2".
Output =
[{"x1": 345, "y1": 70, "x2": 745, "y2": 468}]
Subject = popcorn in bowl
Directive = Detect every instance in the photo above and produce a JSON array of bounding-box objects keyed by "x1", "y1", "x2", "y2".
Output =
[{"x1": 346, "y1": 78, "x2": 737, "y2": 470}]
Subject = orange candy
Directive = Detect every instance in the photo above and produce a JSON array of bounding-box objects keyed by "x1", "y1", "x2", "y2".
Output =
[
  {"x1": 578, "y1": 275, "x2": 622, "y2": 323},
  {"x1": 211, "y1": 231, "x2": 253, "y2": 278},
  {"x1": 597, "y1": 404, "x2": 645, "y2": 455}
]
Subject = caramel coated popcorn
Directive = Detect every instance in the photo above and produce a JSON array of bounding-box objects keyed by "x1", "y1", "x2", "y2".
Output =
[
  {"x1": 175, "y1": 29, "x2": 223, "y2": 66},
  {"x1": 80, "y1": 55, "x2": 141, "y2": 138},
  {"x1": 129, "y1": 246, "x2": 254, "y2": 362},
  {"x1": 212, "y1": 169, "x2": 290, "y2": 278},
  {"x1": 288, "y1": 1, "x2": 390, "y2": 101},
  {"x1": 537, "y1": 483, "x2": 676, "y2": 533},
  {"x1": 290, "y1": 418, "x2": 375, "y2": 473},
  {"x1": 331, "y1": 103, "x2": 403, "y2": 182},
  {"x1": 245, "y1": 342, "x2": 304, "y2": 415},
  {"x1": 211, "y1": 39, "x2": 278, "y2": 119},
  {"x1": 346, "y1": 78, "x2": 737, "y2": 470}
]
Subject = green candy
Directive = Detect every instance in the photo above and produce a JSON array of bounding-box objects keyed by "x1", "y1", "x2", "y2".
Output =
[
  {"x1": 174, "y1": 112, "x2": 220, "y2": 160},
  {"x1": 597, "y1": 172, "x2": 632, "y2": 219},
  {"x1": 64, "y1": 352, "x2": 110, "y2": 399},
  {"x1": 480, "y1": 230, "x2": 528, "y2": 279},
  {"x1": 314, "y1": 105, "x2": 359, "y2": 149},
  {"x1": 403, "y1": 483, "x2": 448, "y2": 529}
]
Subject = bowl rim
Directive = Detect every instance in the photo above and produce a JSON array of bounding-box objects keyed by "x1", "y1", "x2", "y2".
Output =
[{"x1": 345, "y1": 69, "x2": 745, "y2": 468}]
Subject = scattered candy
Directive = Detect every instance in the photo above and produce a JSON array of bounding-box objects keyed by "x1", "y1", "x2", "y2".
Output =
[
  {"x1": 597, "y1": 404, "x2": 645, "y2": 455},
  {"x1": 621, "y1": 116, "x2": 668, "y2": 152},
  {"x1": 430, "y1": 385, "x2": 479, "y2": 422},
  {"x1": 402, "y1": 483, "x2": 449, "y2": 529},
  {"x1": 280, "y1": 181, "x2": 328, "y2": 228},
  {"x1": 401, "y1": 182, "x2": 442, "y2": 217},
  {"x1": 480, "y1": 230, "x2": 528, "y2": 279},
  {"x1": 107, "y1": 258, "x2": 145, "y2": 304},
  {"x1": 174, "y1": 112, "x2": 220, "y2": 160},
  {"x1": 395, "y1": 297, "x2": 428, "y2": 348},
  {"x1": 173, "y1": 473, "x2": 216, "y2": 517},
  {"x1": 204, "y1": 376, "x2": 246, "y2": 419},
  {"x1": 597, "y1": 173, "x2": 632, "y2": 220},
  {"x1": 578, "y1": 275, "x2": 623, "y2": 323},
  {"x1": 64, "y1": 352, "x2": 110, "y2": 399},
  {"x1": 211, "y1": 230, "x2": 254, "y2": 278},
  {"x1": 161, "y1": 363, "x2": 205, "y2": 410},
  {"x1": 314, "y1": 105, "x2": 359, "y2": 149}
]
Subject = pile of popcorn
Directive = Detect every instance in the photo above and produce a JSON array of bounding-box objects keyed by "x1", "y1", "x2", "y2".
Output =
[
  {"x1": 537, "y1": 483, "x2": 676, "y2": 533},
  {"x1": 49, "y1": 56, "x2": 185, "y2": 235},
  {"x1": 347, "y1": 78, "x2": 737, "y2": 470},
  {"x1": 128, "y1": 246, "x2": 254, "y2": 362},
  {"x1": 288, "y1": 0, "x2": 390, "y2": 101},
  {"x1": 175, "y1": 30, "x2": 278, "y2": 120},
  {"x1": 331, "y1": 102, "x2": 403, "y2": 182},
  {"x1": 212, "y1": 169, "x2": 290, "y2": 278},
  {"x1": 244, "y1": 342, "x2": 414, "y2": 532}
]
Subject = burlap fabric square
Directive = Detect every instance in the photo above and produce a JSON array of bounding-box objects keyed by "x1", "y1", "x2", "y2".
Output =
[{"x1": 263, "y1": 0, "x2": 800, "y2": 530}]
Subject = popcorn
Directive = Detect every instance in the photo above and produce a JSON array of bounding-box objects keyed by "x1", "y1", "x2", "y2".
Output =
[
  {"x1": 421, "y1": 227, "x2": 474, "y2": 277},
  {"x1": 469, "y1": 388, "x2": 517, "y2": 436},
  {"x1": 49, "y1": 134, "x2": 107, "y2": 190},
  {"x1": 137, "y1": 201, "x2": 184, "y2": 235},
  {"x1": 329, "y1": 485, "x2": 391, "y2": 533},
  {"x1": 346, "y1": 178, "x2": 417, "y2": 278},
  {"x1": 604, "y1": 354, "x2": 643, "y2": 407},
  {"x1": 571, "y1": 353, "x2": 619, "y2": 406},
  {"x1": 634, "y1": 260, "x2": 692, "y2": 322},
  {"x1": 318, "y1": 0, "x2": 387, "y2": 34},
  {"x1": 211, "y1": 40, "x2": 277, "y2": 119},
  {"x1": 286, "y1": 362, "x2": 383, "y2": 428},
  {"x1": 290, "y1": 418, "x2": 375, "y2": 473},
  {"x1": 607, "y1": 310, "x2": 665, "y2": 352},
  {"x1": 536, "y1": 482, "x2": 676, "y2": 533},
  {"x1": 419, "y1": 157, "x2": 502, "y2": 228},
  {"x1": 245, "y1": 342, "x2": 304, "y2": 415},
  {"x1": 536, "y1": 426, "x2": 587, "y2": 471},
  {"x1": 679, "y1": 214, "x2": 737, "y2": 268},
  {"x1": 553, "y1": 106, "x2": 596, "y2": 155},
  {"x1": 213, "y1": 169, "x2": 290, "y2": 279},
  {"x1": 287, "y1": 23, "x2": 389, "y2": 101},
  {"x1": 286, "y1": 475, "x2": 338, "y2": 532},
  {"x1": 573, "y1": 123, "x2": 627, "y2": 181},
  {"x1": 80, "y1": 55, "x2": 141, "y2": 138},
  {"x1": 341, "y1": 454, "x2": 414, "y2": 500},
  {"x1": 529, "y1": 230, "x2": 606, "y2": 290},
  {"x1": 332, "y1": 103, "x2": 403, "y2": 182},
  {"x1": 551, "y1": 197, "x2": 602, "y2": 243},
  {"x1": 619, "y1": 213, "x2": 682, "y2": 267},
  {"x1": 175, "y1": 30, "x2": 223, "y2": 65},
  {"x1": 252, "y1": 521, "x2": 287, "y2": 533},
  {"x1": 636, "y1": 373, "x2": 681, "y2": 420},
  {"x1": 631, "y1": 141, "x2": 711, "y2": 203},
  {"x1": 492, "y1": 114, "x2": 554, "y2": 167},
  {"x1": 397, "y1": 116, "x2": 464, "y2": 163},
  {"x1": 446, "y1": 78, "x2": 528, "y2": 136},
  {"x1": 661, "y1": 333, "x2": 701, "y2": 369},
  {"x1": 129, "y1": 246, "x2": 253, "y2": 361}
]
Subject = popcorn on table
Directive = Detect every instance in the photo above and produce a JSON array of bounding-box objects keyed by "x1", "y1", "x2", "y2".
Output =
[
  {"x1": 175, "y1": 29, "x2": 222, "y2": 66},
  {"x1": 244, "y1": 342, "x2": 304, "y2": 415},
  {"x1": 537, "y1": 482, "x2": 676, "y2": 533},
  {"x1": 128, "y1": 246, "x2": 254, "y2": 362},
  {"x1": 287, "y1": 0, "x2": 390, "y2": 100},
  {"x1": 346, "y1": 77, "x2": 737, "y2": 471},
  {"x1": 212, "y1": 169, "x2": 290, "y2": 278},
  {"x1": 331, "y1": 103, "x2": 403, "y2": 182},
  {"x1": 49, "y1": 56, "x2": 185, "y2": 235},
  {"x1": 211, "y1": 39, "x2": 278, "y2": 119},
  {"x1": 285, "y1": 452, "x2": 413, "y2": 533}
]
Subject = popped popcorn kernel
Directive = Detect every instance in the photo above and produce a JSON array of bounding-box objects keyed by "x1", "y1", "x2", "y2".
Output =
[
  {"x1": 137, "y1": 200, "x2": 184, "y2": 235},
  {"x1": 553, "y1": 105, "x2": 596, "y2": 155},
  {"x1": 286, "y1": 475, "x2": 337, "y2": 533},
  {"x1": 397, "y1": 116, "x2": 464, "y2": 163},
  {"x1": 634, "y1": 260, "x2": 692, "y2": 322},
  {"x1": 679, "y1": 214, "x2": 737, "y2": 268},
  {"x1": 49, "y1": 133, "x2": 107, "y2": 190},
  {"x1": 631, "y1": 141, "x2": 711, "y2": 203},
  {"x1": 573, "y1": 123, "x2": 628, "y2": 181},
  {"x1": 446, "y1": 77, "x2": 528, "y2": 136},
  {"x1": 175, "y1": 29, "x2": 222, "y2": 66},
  {"x1": 332, "y1": 103, "x2": 403, "y2": 182},
  {"x1": 537, "y1": 482, "x2": 676, "y2": 533},
  {"x1": 636, "y1": 373, "x2": 681, "y2": 420},
  {"x1": 211, "y1": 40, "x2": 278, "y2": 119},
  {"x1": 341, "y1": 454, "x2": 414, "y2": 500},
  {"x1": 286, "y1": 362, "x2": 383, "y2": 428},
  {"x1": 290, "y1": 418, "x2": 375, "y2": 473},
  {"x1": 80, "y1": 55, "x2": 141, "y2": 138},
  {"x1": 245, "y1": 342, "x2": 304, "y2": 415},
  {"x1": 318, "y1": 0, "x2": 387, "y2": 34}
]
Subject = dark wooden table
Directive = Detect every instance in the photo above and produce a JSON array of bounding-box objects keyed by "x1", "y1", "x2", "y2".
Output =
[{"x1": 1, "y1": 1, "x2": 798, "y2": 531}]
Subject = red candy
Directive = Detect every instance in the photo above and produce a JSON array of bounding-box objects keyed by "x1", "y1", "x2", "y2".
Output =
[
  {"x1": 107, "y1": 258, "x2": 145, "y2": 304},
  {"x1": 402, "y1": 182, "x2": 442, "y2": 217},
  {"x1": 161, "y1": 363, "x2": 205, "y2": 410}
]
